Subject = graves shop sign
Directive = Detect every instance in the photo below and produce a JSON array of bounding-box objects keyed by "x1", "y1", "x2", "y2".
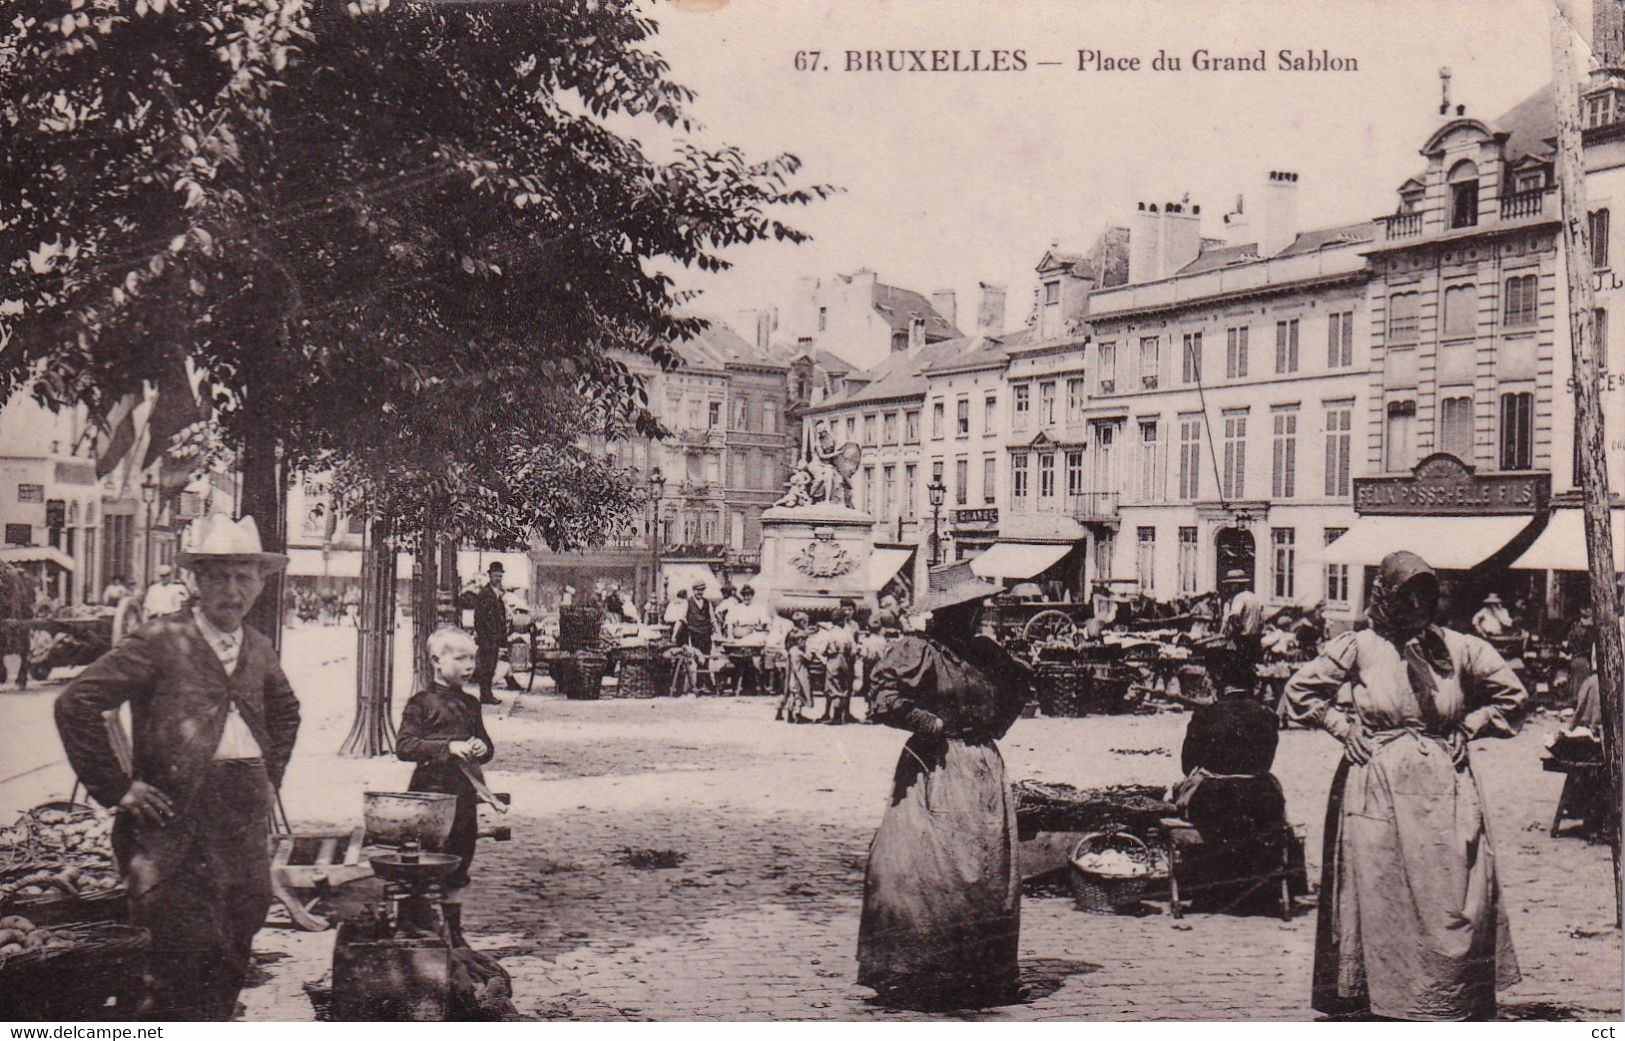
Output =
[{"x1": 1353, "y1": 453, "x2": 1550, "y2": 515}]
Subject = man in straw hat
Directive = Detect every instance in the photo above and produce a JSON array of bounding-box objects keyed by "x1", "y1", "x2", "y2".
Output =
[
  {"x1": 55, "y1": 514, "x2": 301, "y2": 1021},
  {"x1": 1220, "y1": 566, "x2": 1266, "y2": 694},
  {"x1": 1471, "y1": 592, "x2": 1515, "y2": 641}
]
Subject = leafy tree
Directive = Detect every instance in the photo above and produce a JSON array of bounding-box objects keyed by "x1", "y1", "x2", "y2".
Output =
[{"x1": 2, "y1": 0, "x2": 828, "y2": 748}]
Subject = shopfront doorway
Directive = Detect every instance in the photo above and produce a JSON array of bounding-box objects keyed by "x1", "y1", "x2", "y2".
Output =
[{"x1": 1214, "y1": 527, "x2": 1256, "y2": 590}]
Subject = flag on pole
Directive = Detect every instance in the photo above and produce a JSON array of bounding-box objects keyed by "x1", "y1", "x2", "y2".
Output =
[
  {"x1": 141, "y1": 353, "x2": 205, "y2": 476},
  {"x1": 92, "y1": 393, "x2": 142, "y2": 479}
]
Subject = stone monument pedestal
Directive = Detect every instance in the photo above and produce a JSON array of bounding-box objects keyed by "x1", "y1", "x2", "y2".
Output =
[{"x1": 756, "y1": 503, "x2": 881, "y2": 614}]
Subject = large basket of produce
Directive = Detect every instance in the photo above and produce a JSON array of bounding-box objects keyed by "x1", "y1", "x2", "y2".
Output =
[
  {"x1": 0, "y1": 918, "x2": 150, "y2": 1020},
  {"x1": 1034, "y1": 663, "x2": 1092, "y2": 717},
  {"x1": 613, "y1": 646, "x2": 669, "y2": 700},
  {"x1": 0, "y1": 805, "x2": 124, "y2": 925},
  {"x1": 1013, "y1": 781, "x2": 1174, "y2": 839},
  {"x1": 1068, "y1": 831, "x2": 1162, "y2": 914},
  {"x1": 561, "y1": 652, "x2": 608, "y2": 700},
  {"x1": 558, "y1": 606, "x2": 603, "y2": 653}
]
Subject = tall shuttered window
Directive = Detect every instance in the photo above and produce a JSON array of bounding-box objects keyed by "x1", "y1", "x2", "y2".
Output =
[
  {"x1": 1499, "y1": 391, "x2": 1534, "y2": 471},
  {"x1": 1271, "y1": 408, "x2": 1298, "y2": 499}
]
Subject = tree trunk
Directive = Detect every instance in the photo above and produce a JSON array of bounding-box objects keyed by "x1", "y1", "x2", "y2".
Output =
[
  {"x1": 340, "y1": 515, "x2": 398, "y2": 758},
  {"x1": 410, "y1": 529, "x2": 439, "y2": 693},
  {"x1": 239, "y1": 417, "x2": 286, "y2": 650},
  {"x1": 1552, "y1": 10, "x2": 1625, "y2": 924}
]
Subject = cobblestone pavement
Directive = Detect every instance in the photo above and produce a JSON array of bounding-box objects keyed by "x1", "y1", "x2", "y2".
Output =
[{"x1": 3, "y1": 628, "x2": 1620, "y2": 1021}]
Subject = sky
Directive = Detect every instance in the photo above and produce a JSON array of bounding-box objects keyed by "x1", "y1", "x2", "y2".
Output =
[{"x1": 626, "y1": 0, "x2": 1577, "y2": 339}]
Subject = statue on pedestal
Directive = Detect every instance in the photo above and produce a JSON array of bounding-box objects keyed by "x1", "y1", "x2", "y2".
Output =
[{"x1": 807, "y1": 420, "x2": 861, "y2": 507}]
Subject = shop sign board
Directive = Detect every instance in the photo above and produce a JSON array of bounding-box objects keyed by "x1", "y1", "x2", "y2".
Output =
[{"x1": 1352, "y1": 453, "x2": 1549, "y2": 515}]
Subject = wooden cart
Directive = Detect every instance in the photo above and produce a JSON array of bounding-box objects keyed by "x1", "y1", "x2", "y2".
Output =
[{"x1": 267, "y1": 826, "x2": 373, "y2": 931}]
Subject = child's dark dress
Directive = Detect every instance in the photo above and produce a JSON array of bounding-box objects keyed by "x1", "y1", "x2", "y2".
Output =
[{"x1": 395, "y1": 681, "x2": 496, "y2": 887}]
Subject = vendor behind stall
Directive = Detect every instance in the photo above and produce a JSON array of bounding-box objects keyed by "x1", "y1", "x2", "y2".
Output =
[
  {"x1": 1169, "y1": 649, "x2": 1290, "y2": 909},
  {"x1": 1471, "y1": 593, "x2": 1516, "y2": 639}
]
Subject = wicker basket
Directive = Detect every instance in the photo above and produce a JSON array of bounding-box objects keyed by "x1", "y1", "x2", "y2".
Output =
[
  {"x1": 558, "y1": 606, "x2": 603, "y2": 653},
  {"x1": 1068, "y1": 831, "x2": 1160, "y2": 914},
  {"x1": 1035, "y1": 663, "x2": 1092, "y2": 717},
  {"x1": 561, "y1": 653, "x2": 608, "y2": 700},
  {"x1": 613, "y1": 646, "x2": 670, "y2": 700},
  {"x1": 0, "y1": 922, "x2": 149, "y2": 1020}
]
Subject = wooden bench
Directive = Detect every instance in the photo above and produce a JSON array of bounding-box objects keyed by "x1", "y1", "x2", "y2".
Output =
[{"x1": 1158, "y1": 816, "x2": 1299, "y2": 921}]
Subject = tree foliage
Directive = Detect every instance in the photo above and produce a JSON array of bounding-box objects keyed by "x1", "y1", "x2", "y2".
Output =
[{"x1": 1, "y1": 0, "x2": 829, "y2": 549}]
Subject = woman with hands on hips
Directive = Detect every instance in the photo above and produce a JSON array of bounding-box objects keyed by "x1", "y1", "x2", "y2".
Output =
[{"x1": 1283, "y1": 550, "x2": 1526, "y2": 1021}]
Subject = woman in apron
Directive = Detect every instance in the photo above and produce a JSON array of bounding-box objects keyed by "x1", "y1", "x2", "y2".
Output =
[{"x1": 1284, "y1": 550, "x2": 1526, "y2": 1021}]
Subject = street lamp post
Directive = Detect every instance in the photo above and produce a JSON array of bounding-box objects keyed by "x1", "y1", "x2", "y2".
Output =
[
  {"x1": 927, "y1": 478, "x2": 947, "y2": 567},
  {"x1": 647, "y1": 467, "x2": 665, "y2": 609},
  {"x1": 140, "y1": 476, "x2": 158, "y2": 587}
]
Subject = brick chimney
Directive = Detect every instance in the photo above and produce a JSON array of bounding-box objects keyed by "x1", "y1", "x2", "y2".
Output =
[
  {"x1": 736, "y1": 308, "x2": 776, "y2": 351},
  {"x1": 1260, "y1": 171, "x2": 1300, "y2": 257},
  {"x1": 1129, "y1": 202, "x2": 1161, "y2": 284},
  {"x1": 976, "y1": 282, "x2": 1007, "y2": 335},
  {"x1": 930, "y1": 290, "x2": 957, "y2": 331},
  {"x1": 1600, "y1": 0, "x2": 1625, "y2": 66},
  {"x1": 1158, "y1": 200, "x2": 1202, "y2": 277}
]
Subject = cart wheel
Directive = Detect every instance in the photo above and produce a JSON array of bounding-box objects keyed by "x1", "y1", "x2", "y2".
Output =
[
  {"x1": 1022, "y1": 609, "x2": 1078, "y2": 646},
  {"x1": 111, "y1": 597, "x2": 143, "y2": 644}
]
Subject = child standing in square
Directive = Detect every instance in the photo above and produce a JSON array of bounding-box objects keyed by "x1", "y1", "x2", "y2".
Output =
[{"x1": 396, "y1": 626, "x2": 496, "y2": 947}]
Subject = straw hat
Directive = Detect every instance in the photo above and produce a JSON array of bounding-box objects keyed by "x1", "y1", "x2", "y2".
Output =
[
  {"x1": 1482, "y1": 593, "x2": 1504, "y2": 606},
  {"x1": 177, "y1": 515, "x2": 289, "y2": 573}
]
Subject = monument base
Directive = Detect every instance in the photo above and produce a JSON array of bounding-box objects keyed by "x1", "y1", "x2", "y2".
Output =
[{"x1": 756, "y1": 504, "x2": 891, "y2": 614}]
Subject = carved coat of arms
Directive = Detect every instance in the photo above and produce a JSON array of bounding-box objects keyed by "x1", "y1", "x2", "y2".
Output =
[{"x1": 792, "y1": 526, "x2": 856, "y2": 579}]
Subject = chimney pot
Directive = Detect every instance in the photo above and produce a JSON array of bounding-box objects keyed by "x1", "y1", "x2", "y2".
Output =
[
  {"x1": 1192, "y1": 204, "x2": 1200, "y2": 215},
  {"x1": 1138, "y1": 201, "x2": 1146, "y2": 211},
  {"x1": 1456, "y1": 104, "x2": 1465, "y2": 115}
]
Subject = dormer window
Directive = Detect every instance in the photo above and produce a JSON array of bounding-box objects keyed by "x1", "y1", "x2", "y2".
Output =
[
  {"x1": 1514, "y1": 170, "x2": 1545, "y2": 193},
  {"x1": 1586, "y1": 90, "x2": 1621, "y2": 130},
  {"x1": 1449, "y1": 160, "x2": 1479, "y2": 229}
]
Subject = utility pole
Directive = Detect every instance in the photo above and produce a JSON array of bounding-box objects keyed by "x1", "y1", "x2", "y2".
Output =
[{"x1": 1551, "y1": 6, "x2": 1625, "y2": 922}]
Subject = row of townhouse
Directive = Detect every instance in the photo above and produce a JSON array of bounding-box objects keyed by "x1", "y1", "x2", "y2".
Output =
[
  {"x1": 526, "y1": 321, "x2": 797, "y2": 610},
  {"x1": 793, "y1": 54, "x2": 1625, "y2": 626}
]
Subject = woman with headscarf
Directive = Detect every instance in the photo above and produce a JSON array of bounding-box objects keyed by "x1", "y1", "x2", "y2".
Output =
[
  {"x1": 857, "y1": 580, "x2": 1031, "y2": 1010},
  {"x1": 1283, "y1": 550, "x2": 1526, "y2": 1021}
]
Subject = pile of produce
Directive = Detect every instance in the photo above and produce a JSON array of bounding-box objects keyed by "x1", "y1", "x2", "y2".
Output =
[
  {"x1": 1072, "y1": 848, "x2": 1158, "y2": 879},
  {"x1": 0, "y1": 806, "x2": 121, "y2": 902},
  {"x1": 0, "y1": 914, "x2": 75, "y2": 965},
  {"x1": 1013, "y1": 780, "x2": 1174, "y2": 838}
]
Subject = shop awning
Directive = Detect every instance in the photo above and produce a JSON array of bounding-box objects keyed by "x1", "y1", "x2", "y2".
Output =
[
  {"x1": 0, "y1": 545, "x2": 75, "y2": 570},
  {"x1": 662, "y1": 563, "x2": 721, "y2": 599},
  {"x1": 286, "y1": 547, "x2": 362, "y2": 579},
  {"x1": 456, "y1": 550, "x2": 532, "y2": 587},
  {"x1": 866, "y1": 548, "x2": 913, "y2": 591},
  {"x1": 1509, "y1": 509, "x2": 1625, "y2": 571},
  {"x1": 1317, "y1": 515, "x2": 1533, "y2": 571},
  {"x1": 969, "y1": 541, "x2": 1072, "y2": 580}
]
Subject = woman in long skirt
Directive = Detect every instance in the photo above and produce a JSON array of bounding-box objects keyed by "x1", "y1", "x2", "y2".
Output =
[
  {"x1": 857, "y1": 581, "x2": 1030, "y2": 1010},
  {"x1": 1283, "y1": 550, "x2": 1525, "y2": 1021}
]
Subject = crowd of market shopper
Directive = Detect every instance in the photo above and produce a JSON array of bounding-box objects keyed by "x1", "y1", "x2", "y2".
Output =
[{"x1": 26, "y1": 503, "x2": 1617, "y2": 1021}]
